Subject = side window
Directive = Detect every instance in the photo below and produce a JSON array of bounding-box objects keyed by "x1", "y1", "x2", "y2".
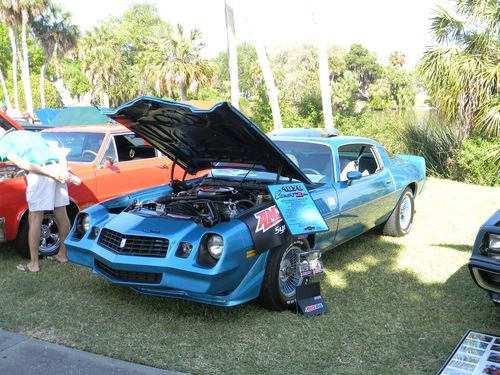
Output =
[
  {"x1": 113, "y1": 134, "x2": 157, "y2": 162},
  {"x1": 102, "y1": 137, "x2": 117, "y2": 163},
  {"x1": 338, "y1": 143, "x2": 381, "y2": 181}
]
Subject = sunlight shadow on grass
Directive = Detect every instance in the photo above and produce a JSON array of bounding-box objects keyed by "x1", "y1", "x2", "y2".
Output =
[{"x1": 432, "y1": 243, "x2": 472, "y2": 252}]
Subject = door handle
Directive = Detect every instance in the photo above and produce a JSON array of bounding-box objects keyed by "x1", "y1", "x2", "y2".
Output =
[
  {"x1": 156, "y1": 164, "x2": 169, "y2": 169},
  {"x1": 385, "y1": 179, "x2": 393, "y2": 184}
]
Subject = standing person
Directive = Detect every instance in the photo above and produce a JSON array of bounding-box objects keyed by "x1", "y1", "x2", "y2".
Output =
[{"x1": 0, "y1": 127, "x2": 71, "y2": 272}]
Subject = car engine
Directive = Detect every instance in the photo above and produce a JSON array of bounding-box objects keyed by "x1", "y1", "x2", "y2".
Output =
[
  {"x1": 0, "y1": 165, "x2": 23, "y2": 182},
  {"x1": 128, "y1": 179, "x2": 273, "y2": 227}
]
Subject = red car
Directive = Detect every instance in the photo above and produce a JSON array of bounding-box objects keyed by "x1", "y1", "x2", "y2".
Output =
[{"x1": 0, "y1": 111, "x2": 195, "y2": 257}]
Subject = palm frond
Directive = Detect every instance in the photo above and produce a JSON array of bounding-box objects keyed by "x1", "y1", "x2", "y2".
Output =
[
  {"x1": 431, "y1": 6, "x2": 465, "y2": 44},
  {"x1": 475, "y1": 95, "x2": 500, "y2": 137}
]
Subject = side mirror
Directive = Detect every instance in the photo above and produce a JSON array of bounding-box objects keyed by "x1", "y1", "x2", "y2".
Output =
[
  {"x1": 346, "y1": 171, "x2": 362, "y2": 185},
  {"x1": 105, "y1": 156, "x2": 114, "y2": 168}
]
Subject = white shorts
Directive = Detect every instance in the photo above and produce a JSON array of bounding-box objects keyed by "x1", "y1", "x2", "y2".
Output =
[{"x1": 25, "y1": 165, "x2": 69, "y2": 212}]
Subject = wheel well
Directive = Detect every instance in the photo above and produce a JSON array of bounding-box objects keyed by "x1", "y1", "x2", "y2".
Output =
[
  {"x1": 17, "y1": 201, "x2": 80, "y2": 234},
  {"x1": 408, "y1": 183, "x2": 417, "y2": 196}
]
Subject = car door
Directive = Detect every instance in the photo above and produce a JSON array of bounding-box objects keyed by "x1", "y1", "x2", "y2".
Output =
[
  {"x1": 333, "y1": 143, "x2": 396, "y2": 246},
  {"x1": 95, "y1": 132, "x2": 170, "y2": 201},
  {"x1": 273, "y1": 139, "x2": 340, "y2": 250}
]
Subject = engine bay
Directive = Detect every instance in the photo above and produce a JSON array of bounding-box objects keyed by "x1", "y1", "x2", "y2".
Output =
[
  {"x1": 0, "y1": 165, "x2": 23, "y2": 182},
  {"x1": 128, "y1": 179, "x2": 273, "y2": 227}
]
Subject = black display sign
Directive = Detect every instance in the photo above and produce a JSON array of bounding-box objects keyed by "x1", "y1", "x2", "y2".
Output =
[{"x1": 438, "y1": 330, "x2": 500, "y2": 374}]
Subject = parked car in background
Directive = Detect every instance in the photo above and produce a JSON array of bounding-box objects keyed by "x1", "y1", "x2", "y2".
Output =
[
  {"x1": 65, "y1": 97, "x2": 426, "y2": 310},
  {"x1": 469, "y1": 210, "x2": 500, "y2": 304},
  {"x1": 0, "y1": 114, "x2": 196, "y2": 258}
]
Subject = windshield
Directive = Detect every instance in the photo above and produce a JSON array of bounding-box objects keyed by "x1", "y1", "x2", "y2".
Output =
[
  {"x1": 274, "y1": 140, "x2": 334, "y2": 183},
  {"x1": 210, "y1": 141, "x2": 333, "y2": 184},
  {"x1": 41, "y1": 132, "x2": 105, "y2": 162}
]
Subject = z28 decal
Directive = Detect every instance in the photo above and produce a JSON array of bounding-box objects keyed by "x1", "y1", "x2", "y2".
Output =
[{"x1": 254, "y1": 205, "x2": 283, "y2": 233}]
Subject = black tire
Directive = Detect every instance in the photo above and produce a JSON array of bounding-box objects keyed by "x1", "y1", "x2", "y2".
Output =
[
  {"x1": 383, "y1": 187, "x2": 414, "y2": 237},
  {"x1": 258, "y1": 239, "x2": 309, "y2": 310},
  {"x1": 15, "y1": 206, "x2": 77, "y2": 259}
]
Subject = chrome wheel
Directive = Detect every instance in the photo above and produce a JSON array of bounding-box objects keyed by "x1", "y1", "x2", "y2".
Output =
[
  {"x1": 399, "y1": 194, "x2": 412, "y2": 231},
  {"x1": 279, "y1": 245, "x2": 303, "y2": 298},
  {"x1": 39, "y1": 213, "x2": 60, "y2": 256}
]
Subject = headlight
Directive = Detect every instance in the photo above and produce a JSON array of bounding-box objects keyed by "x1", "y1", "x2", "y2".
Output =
[
  {"x1": 73, "y1": 213, "x2": 91, "y2": 240},
  {"x1": 77, "y1": 214, "x2": 90, "y2": 234},
  {"x1": 489, "y1": 233, "x2": 500, "y2": 251},
  {"x1": 207, "y1": 234, "x2": 223, "y2": 259}
]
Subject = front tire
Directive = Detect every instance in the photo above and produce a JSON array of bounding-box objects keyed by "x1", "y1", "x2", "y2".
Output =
[
  {"x1": 15, "y1": 207, "x2": 77, "y2": 258},
  {"x1": 383, "y1": 187, "x2": 414, "y2": 237},
  {"x1": 258, "y1": 239, "x2": 309, "y2": 310}
]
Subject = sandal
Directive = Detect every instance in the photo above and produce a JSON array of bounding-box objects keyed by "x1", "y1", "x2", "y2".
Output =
[
  {"x1": 16, "y1": 264, "x2": 39, "y2": 273},
  {"x1": 45, "y1": 256, "x2": 68, "y2": 264}
]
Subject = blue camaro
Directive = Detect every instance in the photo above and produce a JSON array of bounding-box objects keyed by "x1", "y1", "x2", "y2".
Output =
[{"x1": 65, "y1": 97, "x2": 426, "y2": 310}]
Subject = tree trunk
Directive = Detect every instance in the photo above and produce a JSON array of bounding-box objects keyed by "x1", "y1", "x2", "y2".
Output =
[
  {"x1": 0, "y1": 67, "x2": 11, "y2": 109},
  {"x1": 178, "y1": 83, "x2": 188, "y2": 102},
  {"x1": 40, "y1": 62, "x2": 48, "y2": 109},
  {"x1": 312, "y1": 4, "x2": 334, "y2": 131},
  {"x1": 225, "y1": 0, "x2": 240, "y2": 109},
  {"x1": 20, "y1": 11, "x2": 34, "y2": 116},
  {"x1": 255, "y1": 42, "x2": 282, "y2": 130},
  {"x1": 8, "y1": 27, "x2": 19, "y2": 110},
  {"x1": 103, "y1": 91, "x2": 110, "y2": 108}
]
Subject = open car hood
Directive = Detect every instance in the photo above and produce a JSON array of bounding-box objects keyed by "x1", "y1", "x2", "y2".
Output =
[
  {"x1": 105, "y1": 96, "x2": 310, "y2": 183},
  {"x1": 0, "y1": 112, "x2": 24, "y2": 131}
]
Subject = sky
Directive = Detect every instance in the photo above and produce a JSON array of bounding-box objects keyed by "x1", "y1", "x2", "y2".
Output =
[{"x1": 58, "y1": 0, "x2": 451, "y2": 69}]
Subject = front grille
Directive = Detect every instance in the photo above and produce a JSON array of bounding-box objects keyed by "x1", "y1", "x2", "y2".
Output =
[
  {"x1": 98, "y1": 228, "x2": 169, "y2": 257},
  {"x1": 95, "y1": 260, "x2": 162, "y2": 284}
]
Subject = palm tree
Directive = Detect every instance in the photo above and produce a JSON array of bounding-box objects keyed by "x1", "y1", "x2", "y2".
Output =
[
  {"x1": 0, "y1": 1, "x2": 22, "y2": 110},
  {"x1": 19, "y1": 0, "x2": 49, "y2": 116},
  {"x1": 418, "y1": 0, "x2": 499, "y2": 139},
  {"x1": 80, "y1": 22, "x2": 124, "y2": 107},
  {"x1": 254, "y1": 42, "x2": 283, "y2": 130},
  {"x1": 32, "y1": 3, "x2": 79, "y2": 108},
  {"x1": 389, "y1": 51, "x2": 406, "y2": 67},
  {"x1": 311, "y1": 2, "x2": 334, "y2": 131},
  {"x1": 224, "y1": 0, "x2": 239, "y2": 109},
  {"x1": 145, "y1": 24, "x2": 212, "y2": 101},
  {"x1": 0, "y1": 67, "x2": 11, "y2": 109}
]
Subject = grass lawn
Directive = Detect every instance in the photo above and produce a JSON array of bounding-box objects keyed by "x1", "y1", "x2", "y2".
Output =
[{"x1": 0, "y1": 177, "x2": 499, "y2": 374}]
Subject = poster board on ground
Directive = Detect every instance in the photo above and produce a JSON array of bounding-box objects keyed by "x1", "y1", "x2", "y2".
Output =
[{"x1": 438, "y1": 330, "x2": 500, "y2": 375}]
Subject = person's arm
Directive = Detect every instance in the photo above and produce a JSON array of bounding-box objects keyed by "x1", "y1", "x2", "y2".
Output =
[{"x1": 6, "y1": 152, "x2": 69, "y2": 183}]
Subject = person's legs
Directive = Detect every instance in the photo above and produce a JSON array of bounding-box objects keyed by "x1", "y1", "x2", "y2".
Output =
[
  {"x1": 21, "y1": 171, "x2": 55, "y2": 272},
  {"x1": 52, "y1": 177, "x2": 70, "y2": 263},
  {"x1": 52, "y1": 206, "x2": 70, "y2": 263},
  {"x1": 26, "y1": 211, "x2": 44, "y2": 272}
]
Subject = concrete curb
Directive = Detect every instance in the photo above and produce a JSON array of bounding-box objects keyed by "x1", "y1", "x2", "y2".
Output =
[{"x1": 0, "y1": 330, "x2": 186, "y2": 375}]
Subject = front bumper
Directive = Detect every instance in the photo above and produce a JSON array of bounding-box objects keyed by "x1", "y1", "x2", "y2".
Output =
[
  {"x1": 468, "y1": 258, "x2": 500, "y2": 295},
  {"x1": 66, "y1": 213, "x2": 269, "y2": 307}
]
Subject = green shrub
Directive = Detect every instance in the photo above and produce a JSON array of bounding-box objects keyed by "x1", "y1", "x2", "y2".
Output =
[
  {"x1": 398, "y1": 113, "x2": 461, "y2": 178},
  {"x1": 449, "y1": 136, "x2": 500, "y2": 186},
  {"x1": 7, "y1": 73, "x2": 63, "y2": 111},
  {"x1": 335, "y1": 110, "x2": 409, "y2": 153}
]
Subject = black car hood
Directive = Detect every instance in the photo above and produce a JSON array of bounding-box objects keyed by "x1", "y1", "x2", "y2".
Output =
[{"x1": 105, "y1": 96, "x2": 310, "y2": 183}]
